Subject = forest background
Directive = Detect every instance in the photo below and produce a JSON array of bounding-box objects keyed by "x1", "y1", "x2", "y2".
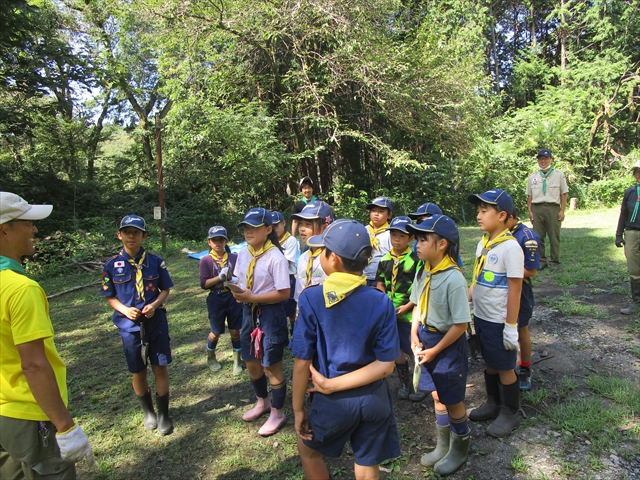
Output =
[{"x1": 2, "y1": 0, "x2": 640, "y2": 250}]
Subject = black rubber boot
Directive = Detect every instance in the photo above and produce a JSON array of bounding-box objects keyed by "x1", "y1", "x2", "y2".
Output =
[
  {"x1": 156, "y1": 392, "x2": 174, "y2": 435},
  {"x1": 468, "y1": 371, "x2": 500, "y2": 421},
  {"x1": 396, "y1": 363, "x2": 411, "y2": 400},
  {"x1": 137, "y1": 390, "x2": 157, "y2": 430},
  {"x1": 434, "y1": 428, "x2": 470, "y2": 476},
  {"x1": 486, "y1": 380, "x2": 520, "y2": 438},
  {"x1": 621, "y1": 279, "x2": 640, "y2": 314},
  {"x1": 420, "y1": 424, "x2": 450, "y2": 466}
]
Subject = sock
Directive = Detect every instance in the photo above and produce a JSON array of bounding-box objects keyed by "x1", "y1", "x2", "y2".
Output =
[
  {"x1": 251, "y1": 374, "x2": 269, "y2": 399},
  {"x1": 450, "y1": 414, "x2": 469, "y2": 435},
  {"x1": 231, "y1": 338, "x2": 241, "y2": 350},
  {"x1": 435, "y1": 407, "x2": 450, "y2": 427},
  {"x1": 207, "y1": 338, "x2": 218, "y2": 351},
  {"x1": 270, "y1": 380, "x2": 287, "y2": 409},
  {"x1": 519, "y1": 361, "x2": 531, "y2": 369}
]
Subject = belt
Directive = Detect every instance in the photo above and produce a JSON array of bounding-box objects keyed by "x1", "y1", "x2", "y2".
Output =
[
  {"x1": 424, "y1": 325, "x2": 446, "y2": 334},
  {"x1": 533, "y1": 202, "x2": 559, "y2": 206}
]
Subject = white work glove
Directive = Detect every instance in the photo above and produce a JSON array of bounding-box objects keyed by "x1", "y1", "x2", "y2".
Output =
[
  {"x1": 503, "y1": 323, "x2": 519, "y2": 351},
  {"x1": 219, "y1": 267, "x2": 230, "y2": 282},
  {"x1": 56, "y1": 424, "x2": 95, "y2": 467}
]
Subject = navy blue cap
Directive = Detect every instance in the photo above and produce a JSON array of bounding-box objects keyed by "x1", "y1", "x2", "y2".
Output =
[
  {"x1": 270, "y1": 211, "x2": 285, "y2": 224},
  {"x1": 537, "y1": 149, "x2": 552, "y2": 158},
  {"x1": 290, "y1": 201, "x2": 334, "y2": 225},
  {"x1": 237, "y1": 207, "x2": 272, "y2": 228},
  {"x1": 298, "y1": 176, "x2": 314, "y2": 189},
  {"x1": 406, "y1": 214, "x2": 459, "y2": 244},
  {"x1": 386, "y1": 216, "x2": 412, "y2": 234},
  {"x1": 119, "y1": 215, "x2": 146, "y2": 232},
  {"x1": 408, "y1": 202, "x2": 443, "y2": 220},
  {"x1": 366, "y1": 196, "x2": 392, "y2": 211},
  {"x1": 467, "y1": 189, "x2": 514, "y2": 216},
  {"x1": 207, "y1": 226, "x2": 228, "y2": 239},
  {"x1": 307, "y1": 219, "x2": 370, "y2": 261}
]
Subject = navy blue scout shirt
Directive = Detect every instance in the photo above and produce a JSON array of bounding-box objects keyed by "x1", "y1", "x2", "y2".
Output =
[
  {"x1": 100, "y1": 247, "x2": 174, "y2": 332},
  {"x1": 292, "y1": 284, "x2": 400, "y2": 379},
  {"x1": 616, "y1": 184, "x2": 640, "y2": 235},
  {"x1": 511, "y1": 223, "x2": 541, "y2": 320}
]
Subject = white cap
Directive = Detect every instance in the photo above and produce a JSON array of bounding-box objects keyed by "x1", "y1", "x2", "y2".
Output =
[{"x1": 0, "y1": 192, "x2": 53, "y2": 225}]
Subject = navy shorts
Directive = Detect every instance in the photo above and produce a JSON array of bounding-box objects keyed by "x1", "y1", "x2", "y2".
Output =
[
  {"x1": 119, "y1": 309, "x2": 172, "y2": 373},
  {"x1": 518, "y1": 296, "x2": 533, "y2": 329},
  {"x1": 282, "y1": 274, "x2": 297, "y2": 317},
  {"x1": 240, "y1": 303, "x2": 288, "y2": 367},
  {"x1": 397, "y1": 321, "x2": 412, "y2": 356},
  {"x1": 207, "y1": 290, "x2": 243, "y2": 335},
  {"x1": 303, "y1": 379, "x2": 401, "y2": 466},
  {"x1": 474, "y1": 316, "x2": 517, "y2": 371},
  {"x1": 418, "y1": 326, "x2": 468, "y2": 405}
]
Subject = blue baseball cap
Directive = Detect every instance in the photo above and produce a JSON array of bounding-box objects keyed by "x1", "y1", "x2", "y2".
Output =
[
  {"x1": 307, "y1": 219, "x2": 371, "y2": 260},
  {"x1": 237, "y1": 207, "x2": 272, "y2": 228},
  {"x1": 207, "y1": 226, "x2": 228, "y2": 239},
  {"x1": 467, "y1": 189, "x2": 514, "y2": 216},
  {"x1": 406, "y1": 214, "x2": 459, "y2": 244},
  {"x1": 408, "y1": 202, "x2": 443, "y2": 220},
  {"x1": 366, "y1": 196, "x2": 392, "y2": 211},
  {"x1": 386, "y1": 216, "x2": 412, "y2": 234},
  {"x1": 290, "y1": 201, "x2": 334, "y2": 225},
  {"x1": 537, "y1": 149, "x2": 552, "y2": 158},
  {"x1": 270, "y1": 211, "x2": 285, "y2": 224},
  {"x1": 119, "y1": 215, "x2": 146, "y2": 232}
]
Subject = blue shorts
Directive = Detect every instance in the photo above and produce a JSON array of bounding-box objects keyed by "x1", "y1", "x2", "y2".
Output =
[
  {"x1": 207, "y1": 290, "x2": 243, "y2": 335},
  {"x1": 303, "y1": 379, "x2": 401, "y2": 466},
  {"x1": 418, "y1": 326, "x2": 468, "y2": 405},
  {"x1": 518, "y1": 296, "x2": 533, "y2": 329},
  {"x1": 474, "y1": 316, "x2": 517, "y2": 371},
  {"x1": 240, "y1": 303, "x2": 288, "y2": 367},
  {"x1": 282, "y1": 274, "x2": 297, "y2": 317},
  {"x1": 397, "y1": 321, "x2": 412, "y2": 357},
  {"x1": 119, "y1": 309, "x2": 172, "y2": 373}
]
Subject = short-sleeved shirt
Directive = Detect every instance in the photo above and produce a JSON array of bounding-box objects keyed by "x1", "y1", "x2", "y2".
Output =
[
  {"x1": 375, "y1": 250, "x2": 420, "y2": 322},
  {"x1": 292, "y1": 283, "x2": 400, "y2": 378},
  {"x1": 472, "y1": 240, "x2": 524, "y2": 324},
  {"x1": 199, "y1": 251, "x2": 239, "y2": 290},
  {"x1": 409, "y1": 267, "x2": 470, "y2": 332},
  {"x1": 294, "y1": 249, "x2": 327, "y2": 302},
  {"x1": 616, "y1": 184, "x2": 640, "y2": 234},
  {"x1": 100, "y1": 247, "x2": 174, "y2": 332},
  {"x1": 511, "y1": 223, "x2": 541, "y2": 316},
  {"x1": 281, "y1": 235, "x2": 300, "y2": 276},
  {"x1": 526, "y1": 169, "x2": 569, "y2": 204},
  {"x1": 0, "y1": 258, "x2": 68, "y2": 421},
  {"x1": 233, "y1": 246, "x2": 290, "y2": 295},
  {"x1": 363, "y1": 230, "x2": 392, "y2": 281}
]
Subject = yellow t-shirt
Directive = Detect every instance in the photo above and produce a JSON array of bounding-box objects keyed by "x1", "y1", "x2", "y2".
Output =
[{"x1": 0, "y1": 267, "x2": 68, "y2": 421}]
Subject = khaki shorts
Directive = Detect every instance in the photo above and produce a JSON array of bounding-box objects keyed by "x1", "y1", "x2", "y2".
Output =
[{"x1": 0, "y1": 416, "x2": 76, "y2": 479}]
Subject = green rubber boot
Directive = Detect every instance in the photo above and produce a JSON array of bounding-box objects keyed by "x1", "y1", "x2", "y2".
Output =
[
  {"x1": 486, "y1": 380, "x2": 520, "y2": 438},
  {"x1": 434, "y1": 429, "x2": 470, "y2": 476},
  {"x1": 207, "y1": 347, "x2": 221, "y2": 372},
  {"x1": 468, "y1": 371, "x2": 500, "y2": 421},
  {"x1": 232, "y1": 349, "x2": 243, "y2": 376},
  {"x1": 420, "y1": 425, "x2": 450, "y2": 466},
  {"x1": 621, "y1": 279, "x2": 640, "y2": 314}
]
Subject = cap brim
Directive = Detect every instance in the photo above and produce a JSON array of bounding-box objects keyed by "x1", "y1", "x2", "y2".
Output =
[
  {"x1": 119, "y1": 225, "x2": 145, "y2": 232},
  {"x1": 208, "y1": 234, "x2": 228, "y2": 239},
  {"x1": 385, "y1": 227, "x2": 410, "y2": 234},
  {"x1": 467, "y1": 194, "x2": 485, "y2": 205},
  {"x1": 290, "y1": 213, "x2": 319, "y2": 220},
  {"x1": 16, "y1": 205, "x2": 53, "y2": 221},
  {"x1": 306, "y1": 233, "x2": 325, "y2": 248},
  {"x1": 237, "y1": 220, "x2": 265, "y2": 228},
  {"x1": 406, "y1": 223, "x2": 434, "y2": 236}
]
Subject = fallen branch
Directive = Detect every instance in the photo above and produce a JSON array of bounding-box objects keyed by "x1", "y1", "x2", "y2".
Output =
[
  {"x1": 47, "y1": 280, "x2": 101, "y2": 299},
  {"x1": 533, "y1": 355, "x2": 554, "y2": 365}
]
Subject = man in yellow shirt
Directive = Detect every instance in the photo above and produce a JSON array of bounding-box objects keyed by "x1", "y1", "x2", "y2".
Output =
[{"x1": 0, "y1": 192, "x2": 93, "y2": 479}]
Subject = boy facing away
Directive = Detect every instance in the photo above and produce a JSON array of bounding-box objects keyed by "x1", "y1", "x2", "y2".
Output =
[
  {"x1": 101, "y1": 215, "x2": 174, "y2": 435},
  {"x1": 292, "y1": 219, "x2": 401, "y2": 480},
  {"x1": 467, "y1": 190, "x2": 524, "y2": 438}
]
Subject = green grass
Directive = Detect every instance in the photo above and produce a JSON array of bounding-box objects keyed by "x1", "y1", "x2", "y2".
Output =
[
  {"x1": 509, "y1": 451, "x2": 530, "y2": 473},
  {"x1": 538, "y1": 292, "x2": 609, "y2": 318}
]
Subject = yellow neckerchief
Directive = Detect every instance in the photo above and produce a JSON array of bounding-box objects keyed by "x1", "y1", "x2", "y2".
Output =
[
  {"x1": 279, "y1": 231, "x2": 292, "y2": 244},
  {"x1": 418, "y1": 255, "x2": 459, "y2": 325},
  {"x1": 209, "y1": 250, "x2": 228, "y2": 269},
  {"x1": 389, "y1": 247, "x2": 411, "y2": 298},
  {"x1": 323, "y1": 272, "x2": 367, "y2": 308},
  {"x1": 125, "y1": 250, "x2": 147, "y2": 301},
  {"x1": 246, "y1": 240, "x2": 276, "y2": 290},
  {"x1": 367, "y1": 221, "x2": 389, "y2": 250},
  {"x1": 306, "y1": 248, "x2": 321, "y2": 287},
  {"x1": 472, "y1": 228, "x2": 515, "y2": 285}
]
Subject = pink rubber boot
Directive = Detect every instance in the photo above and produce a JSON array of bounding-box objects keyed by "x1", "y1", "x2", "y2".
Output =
[
  {"x1": 257, "y1": 408, "x2": 286, "y2": 436},
  {"x1": 242, "y1": 396, "x2": 271, "y2": 422}
]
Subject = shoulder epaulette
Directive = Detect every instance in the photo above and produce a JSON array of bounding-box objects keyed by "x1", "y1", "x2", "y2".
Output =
[{"x1": 103, "y1": 254, "x2": 120, "y2": 267}]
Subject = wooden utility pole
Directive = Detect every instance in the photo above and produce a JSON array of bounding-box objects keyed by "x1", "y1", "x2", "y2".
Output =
[{"x1": 155, "y1": 114, "x2": 167, "y2": 252}]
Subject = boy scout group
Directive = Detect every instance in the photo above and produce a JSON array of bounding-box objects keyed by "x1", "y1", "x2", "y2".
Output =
[{"x1": 3, "y1": 147, "x2": 627, "y2": 480}]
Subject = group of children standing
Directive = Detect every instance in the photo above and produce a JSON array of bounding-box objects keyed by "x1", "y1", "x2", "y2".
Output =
[{"x1": 100, "y1": 184, "x2": 540, "y2": 479}]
